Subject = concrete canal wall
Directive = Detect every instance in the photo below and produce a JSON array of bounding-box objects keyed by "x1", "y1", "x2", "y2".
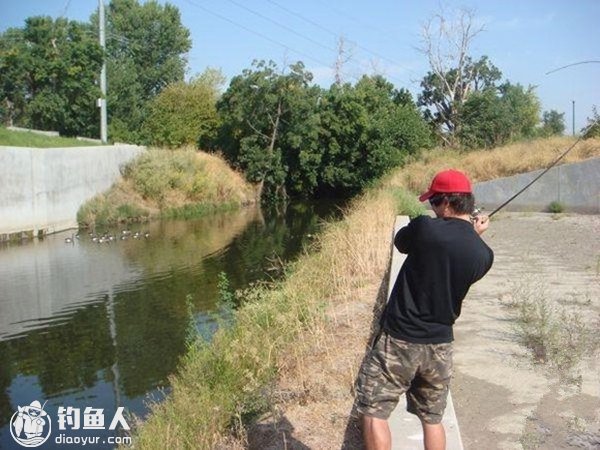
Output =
[
  {"x1": 0, "y1": 145, "x2": 144, "y2": 238},
  {"x1": 473, "y1": 157, "x2": 600, "y2": 214}
]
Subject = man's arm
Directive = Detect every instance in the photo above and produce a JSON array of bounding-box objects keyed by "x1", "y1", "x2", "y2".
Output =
[{"x1": 395, "y1": 216, "x2": 423, "y2": 254}]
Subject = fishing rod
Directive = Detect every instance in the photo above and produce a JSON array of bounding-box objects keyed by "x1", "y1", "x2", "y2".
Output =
[
  {"x1": 545, "y1": 60, "x2": 600, "y2": 75},
  {"x1": 484, "y1": 59, "x2": 600, "y2": 218},
  {"x1": 487, "y1": 118, "x2": 599, "y2": 218}
]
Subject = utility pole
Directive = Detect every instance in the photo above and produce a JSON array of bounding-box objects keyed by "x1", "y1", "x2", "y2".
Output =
[
  {"x1": 99, "y1": 0, "x2": 108, "y2": 143},
  {"x1": 572, "y1": 100, "x2": 575, "y2": 136}
]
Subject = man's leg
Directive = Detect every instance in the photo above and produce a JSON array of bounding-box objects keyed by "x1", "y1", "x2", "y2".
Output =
[
  {"x1": 362, "y1": 414, "x2": 391, "y2": 450},
  {"x1": 421, "y1": 420, "x2": 446, "y2": 450}
]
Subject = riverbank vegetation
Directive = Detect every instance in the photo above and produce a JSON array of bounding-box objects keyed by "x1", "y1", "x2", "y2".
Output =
[
  {"x1": 127, "y1": 136, "x2": 600, "y2": 449},
  {"x1": 77, "y1": 148, "x2": 256, "y2": 227}
]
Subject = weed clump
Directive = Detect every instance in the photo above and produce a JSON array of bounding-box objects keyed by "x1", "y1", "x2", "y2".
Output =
[
  {"x1": 547, "y1": 201, "x2": 564, "y2": 213},
  {"x1": 507, "y1": 280, "x2": 599, "y2": 381}
]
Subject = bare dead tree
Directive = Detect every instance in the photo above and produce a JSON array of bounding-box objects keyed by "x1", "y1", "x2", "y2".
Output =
[
  {"x1": 334, "y1": 35, "x2": 354, "y2": 85},
  {"x1": 419, "y1": 7, "x2": 484, "y2": 145}
]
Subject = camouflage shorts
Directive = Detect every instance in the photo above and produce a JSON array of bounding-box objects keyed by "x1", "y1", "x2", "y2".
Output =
[{"x1": 356, "y1": 331, "x2": 453, "y2": 424}]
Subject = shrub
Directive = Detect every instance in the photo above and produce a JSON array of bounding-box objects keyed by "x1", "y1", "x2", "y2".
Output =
[{"x1": 548, "y1": 201, "x2": 564, "y2": 213}]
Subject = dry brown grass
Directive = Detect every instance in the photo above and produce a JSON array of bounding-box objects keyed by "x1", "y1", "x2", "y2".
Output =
[
  {"x1": 388, "y1": 136, "x2": 600, "y2": 195},
  {"x1": 78, "y1": 148, "x2": 256, "y2": 227},
  {"x1": 234, "y1": 189, "x2": 399, "y2": 449}
]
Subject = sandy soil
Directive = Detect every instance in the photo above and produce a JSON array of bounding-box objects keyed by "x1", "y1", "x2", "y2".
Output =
[{"x1": 245, "y1": 213, "x2": 600, "y2": 450}]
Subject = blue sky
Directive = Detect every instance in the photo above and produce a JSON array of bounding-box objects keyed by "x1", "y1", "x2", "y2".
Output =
[{"x1": 1, "y1": 0, "x2": 598, "y2": 131}]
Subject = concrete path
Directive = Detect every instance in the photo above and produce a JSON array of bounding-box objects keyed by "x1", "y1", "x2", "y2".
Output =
[{"x1": 386, "y1": 216, "x2": 464, "y2": 450}]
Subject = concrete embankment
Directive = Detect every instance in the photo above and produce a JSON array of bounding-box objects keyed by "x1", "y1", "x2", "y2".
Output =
[
  {"x1": 473, "y1": 157, "x2": 600, "y2": 214},
  {"x1": 0, "y1": 145, "x2": 144, "y2": 238}
]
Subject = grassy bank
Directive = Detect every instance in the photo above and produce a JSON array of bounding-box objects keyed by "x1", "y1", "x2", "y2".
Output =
[
  {"x1": 128, "y1": 136, "x2": 600, "y2": 449},
  {"x1": 387, "y1": 136, "x2": 600, "y2": 194},
  {"x1": 78, "y1": 148, "x2": 256, "y2": 227},
  {"x1": 0, "y1": 126, "x2": 101, "y2": 147}
]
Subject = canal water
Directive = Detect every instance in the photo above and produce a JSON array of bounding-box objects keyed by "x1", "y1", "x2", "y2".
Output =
[{"x1": 0, "y1": 200, "x2": 344, "y2": 449}]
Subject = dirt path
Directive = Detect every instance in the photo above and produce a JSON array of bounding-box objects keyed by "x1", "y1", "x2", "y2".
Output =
[{"x1": 246, "y1": 213, "x2": 600, "y2": 450}]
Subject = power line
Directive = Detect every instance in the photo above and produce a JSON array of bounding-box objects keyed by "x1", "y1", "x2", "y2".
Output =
[
  {"x1": 306, "y1": 0, "x2": 416, "y2": 68},
  {"x1": 58, "y1": 0, "x2": 72, "y2": 19},
  {"x1": 184, "y1": 0, "x2": 413, "y2": 86},
  {"x1": 312, "y1": 0, "x2": 403, "y2": 44},
  {"x1": 222, "y1": 0, "x2": 338, "y2": 55},
  {"x1": 181, "y1": 0, "x2": 352, "y2": 80},
  {"x1": 263, "y1": 0, "x2": 420, "y2": 82}
]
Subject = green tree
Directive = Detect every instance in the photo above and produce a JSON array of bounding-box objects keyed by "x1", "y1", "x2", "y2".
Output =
[
  {"x1": 418, "y1": 56, "x2": 502, "y2": 145},
  {"x1": 214, "y1": 60, "x2": 319, "y2": 202},
  {"x1": 142, "y1": 68, "x2": 225, "y2": 148},
  {"x1": 499, "y1": 82, "x2": 540, "y2": 139},
  {"x1": 417, "y1": 7, "x2": 502, "y2": 146},
  {"x1": 459, "y1": 83, "x2": 541, "y2": 149},
  {"x1": 318, "y1": 76, "x2": 431, "y2": 194},
  {"x1": 0, "y1": 28, "x2": 28, "y2": 126},
  {"x1": 459, "y1": 90, "x2": 512, "y2": 148},
  {"x1": 582, "y1": 106, "x2": 600, "y2": 139},
  {"x1": 540, "y1": 110, "x2": 565, "y2": 136},
  {"x1": 0, "y1": 17, "x2": 102, "y2": 136},
  {"x1": 213, "y1": 63, "x2": 431, "y2": 201},
  {"x1": 100, "y1": 0, "x2": 191, "y2": 143}
]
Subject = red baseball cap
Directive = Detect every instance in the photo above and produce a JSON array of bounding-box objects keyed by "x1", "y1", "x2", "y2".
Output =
[{"x1": 418, "y1": 169, "x2": 472, "y2": 202}]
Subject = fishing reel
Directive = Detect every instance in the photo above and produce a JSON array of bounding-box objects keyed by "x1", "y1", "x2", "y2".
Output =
[{"x1": 470, "y1": 207, "x2": 483, "y2": 223}]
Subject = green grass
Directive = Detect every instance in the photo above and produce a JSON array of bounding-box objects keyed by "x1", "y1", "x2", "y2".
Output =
[
  {"x1": 0, "y1": 126, "x2": 101, "y2": 148},
  {"x1": 160, "y1": 201, "x2": 239, "y2": 220}
]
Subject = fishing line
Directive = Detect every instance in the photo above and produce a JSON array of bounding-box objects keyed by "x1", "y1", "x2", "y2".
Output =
[{"x1": 487, "y1": 118, "x2": 599, "y2": 218}]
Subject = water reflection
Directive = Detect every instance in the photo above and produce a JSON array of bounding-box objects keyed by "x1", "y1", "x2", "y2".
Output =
[{"x1": 0, "y1": 200, "x2": 343, "y2": 448}]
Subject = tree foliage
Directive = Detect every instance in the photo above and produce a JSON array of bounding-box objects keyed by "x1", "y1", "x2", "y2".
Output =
[
  {"x1": 213, "y1": 60, "x2": 317, "y2": 201},
  {"x1": 211, "y1": 61, "x2": 432, "y2": 201},
  {"x1": 582, "y1": 106, "x2": 600, "y2": 139},
  {"x1": 540, "y1": 110, "x2": 565, "y2": 136},
  {"x1": 142, "y1": 68, "x2": 225, "y2": 148},
  {"x1": 417, "y1": 8, "x2": 506, "y2": 146},
  {"x1": 0, "y1": 17, "x2": 102, "y2": 136},
  {"x1": 1, "y1": 0, "x2": 190, "y2": 142},
  {"x1": 102, "y1": 0, "x2": 192, "y2": 143},
  {"x1": 418, "y1": 55, "x2": 502, "y2": 144},
  {"x1": 317, "y1": 76, "x2": 430, "y2": 194},
  {"x1": 459, "y1": 82, "x2": 541, "y2": 149}
]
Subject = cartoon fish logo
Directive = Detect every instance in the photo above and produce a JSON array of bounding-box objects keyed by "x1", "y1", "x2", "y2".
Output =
[{"x1": 10, "y1": 400, "x2": 52, "y2": 447}]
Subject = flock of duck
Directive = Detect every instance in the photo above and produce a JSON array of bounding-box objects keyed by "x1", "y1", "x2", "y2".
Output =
[{"x1": 64, "y1": 229, "x2": 149, "y2": 244}]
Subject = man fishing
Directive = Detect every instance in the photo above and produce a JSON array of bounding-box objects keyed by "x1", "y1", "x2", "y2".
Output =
[{"x1": 357, "y1": 169, "x2": 494, "y2": 450}]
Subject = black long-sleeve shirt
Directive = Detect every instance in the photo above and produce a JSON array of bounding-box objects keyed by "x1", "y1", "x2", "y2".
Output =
[{"x1": 382, "y1": 215, "x2": 494, "y2": 344}]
